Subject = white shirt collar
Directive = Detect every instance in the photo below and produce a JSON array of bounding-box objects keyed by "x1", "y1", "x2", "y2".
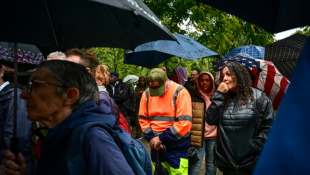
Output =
[{"x1": 0, "y1": 81, "x2": 10, "y2": 91}]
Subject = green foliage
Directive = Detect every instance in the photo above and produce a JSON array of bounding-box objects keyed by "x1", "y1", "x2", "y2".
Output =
[
  {"x1": 293, "y1": 26, "x2": 310, "y2": 36},
  {"x1": 93, "y1": 0, "x2": 275, "y2": 79},
  {"x1": 93, "y1": 47, "x2": 149, "y2": 80}
]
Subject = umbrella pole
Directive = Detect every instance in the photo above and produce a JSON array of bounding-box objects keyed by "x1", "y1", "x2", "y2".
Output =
[
  {"x1": 208, "y1": 58, "x2": 210, "y2": 71},
  {"x1": 165, "y1": 54, "x2": 168, "y2": 73},
  {"x1": 11, "y1": 0, "x2": 19, "y2": 161}
]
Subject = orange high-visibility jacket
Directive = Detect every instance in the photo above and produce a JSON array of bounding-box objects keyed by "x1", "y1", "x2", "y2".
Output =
[{"x1": 139, "y1": 81, "x2": 192, "y2": 140}]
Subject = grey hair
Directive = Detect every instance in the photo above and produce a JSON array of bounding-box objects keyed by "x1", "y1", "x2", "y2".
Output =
[
  {"x1": 36, "y1": 60, "x2": 99, "y2": 111},
  {"x1": 47, "y1": 51, "x2": 66, "y2": 60}
]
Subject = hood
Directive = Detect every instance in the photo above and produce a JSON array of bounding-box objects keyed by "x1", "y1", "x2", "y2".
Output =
[
  {"x1": 196, "y1": 71, "x2": 215, "y2": 97},
  {"x1": 98, "y1": 85, "x2": 109, "y2": 96},
  {"x1": 43, "y1": 100, "x2": 116, "y2": 147},
  {"x1": 196, "y1": 72, "x2": 215, "y2": 108},
  {"x1": 173, "y1": 67, "x2": 188, "y2": 86}
]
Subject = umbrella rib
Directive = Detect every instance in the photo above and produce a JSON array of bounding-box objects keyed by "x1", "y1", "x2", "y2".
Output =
[
  {"x1": 44, "y1": 0, "x2": 59, "y2": 49},
  {"x1": 104, "y1": 5, "x2": 134, "y2": 50}
]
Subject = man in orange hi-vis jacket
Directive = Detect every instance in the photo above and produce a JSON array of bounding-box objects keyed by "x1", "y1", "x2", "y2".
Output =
[{"x1": 139, "y1": 68, "x2": 192, "y2": 175}]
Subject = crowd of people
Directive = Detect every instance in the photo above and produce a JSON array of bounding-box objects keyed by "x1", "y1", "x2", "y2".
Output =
[{"x1": 0, "y1": 48, "x2": 275, "y2": 175}]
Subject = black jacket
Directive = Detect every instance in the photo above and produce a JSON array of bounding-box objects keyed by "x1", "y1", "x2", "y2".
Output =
[
  {"x1": 184, "y1": 80, "x2": 197, "y2": 94},
  {"x1": 206, "y1": 88, "x2": 274, "y2": 175},
  {"x1": 107, "y1": 81, "x2": 129, "y2": 116}
]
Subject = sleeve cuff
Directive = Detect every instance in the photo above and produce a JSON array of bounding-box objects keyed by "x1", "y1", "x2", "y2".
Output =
[{"x1": 159, "y1": 133, "x2": 165, "y2": 142}]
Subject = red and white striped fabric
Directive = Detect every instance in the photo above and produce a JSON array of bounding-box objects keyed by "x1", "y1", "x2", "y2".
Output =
[
  {"x1": 253, "y1": 60, "x2": 290, "y2": 110},
  {"x1": 213, "y1": 58, "x2": 290, "y2": 110}
]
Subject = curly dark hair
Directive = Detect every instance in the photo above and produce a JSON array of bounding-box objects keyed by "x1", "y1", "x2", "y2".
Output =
[{"x1": 220, "y1": 62, "x2": 254, "y2": 110}]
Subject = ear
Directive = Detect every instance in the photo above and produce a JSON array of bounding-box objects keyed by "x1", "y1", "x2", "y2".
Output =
[
  {"x1": 0, "y1": 69, "x2": 4, "y2": 78},
  {"x1": 63, "y1": 87, "x2": 79, "y2": 107},
  {"x1": 86, "y1": 67, "x2": 91, "y2": 74}
]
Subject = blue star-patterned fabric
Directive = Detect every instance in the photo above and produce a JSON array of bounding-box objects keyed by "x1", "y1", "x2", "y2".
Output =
[{"x1": 213, "y1": 53, "x2": 260, "y2": 71}]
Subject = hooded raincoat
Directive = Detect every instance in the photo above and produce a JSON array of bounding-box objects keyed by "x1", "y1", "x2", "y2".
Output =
[{"x1": 35, "y1": 100, "x2": 134, "y2": 175}]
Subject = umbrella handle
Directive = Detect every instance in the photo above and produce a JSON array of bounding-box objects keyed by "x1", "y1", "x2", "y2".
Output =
[{"x1": 10, "y1": 137, "x2": 19, "y2": 163}]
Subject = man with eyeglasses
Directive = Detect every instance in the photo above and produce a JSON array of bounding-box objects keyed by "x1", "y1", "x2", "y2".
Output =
[
  {"x1": 0, "y1": 60, "x2": 134, "y2": 175},
  {"x1": 0, "y1": 63, "x2": 32, "y2": 174}
]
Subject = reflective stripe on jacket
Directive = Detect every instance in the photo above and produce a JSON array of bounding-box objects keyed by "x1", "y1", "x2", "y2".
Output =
[{"x1": 138, "y1": 81, "x2": 192, "y2": 142}]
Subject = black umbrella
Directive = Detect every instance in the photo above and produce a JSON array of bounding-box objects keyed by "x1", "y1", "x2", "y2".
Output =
[
  {"x1": 0, "y1": 0, "x2": 176, "y2": 158},
  {"x1": 265, "y1": 33, "x2": 308, "y2": 79},
  {"x1": 0, "y1": 0, "x2": 176, "y2": 51},
  {"x1": 196, "y1": 0, "x2": 310, "y2": 34},
  {"x1": 0, "y1": 42, "x2": 46, "y2": 71}
]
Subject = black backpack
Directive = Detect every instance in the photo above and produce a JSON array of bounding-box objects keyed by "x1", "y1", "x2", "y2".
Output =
[{"x1": 116, "y1": 83, "x2": 136, "y2": 113}]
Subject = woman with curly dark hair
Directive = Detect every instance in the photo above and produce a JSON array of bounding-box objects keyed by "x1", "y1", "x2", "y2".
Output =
[{"x1": 205, "y1": 62, "x2": 274, "y2": 175}]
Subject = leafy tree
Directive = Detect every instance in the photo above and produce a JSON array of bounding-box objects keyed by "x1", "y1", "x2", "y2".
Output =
[
  {"x1": 93, "y1": 47, "x2": 149, "y2": 80},
  {"x1": 94, "y1": 0, "x2": 275, "y2": 79}
]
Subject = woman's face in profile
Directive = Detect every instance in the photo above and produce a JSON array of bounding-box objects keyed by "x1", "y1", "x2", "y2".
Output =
[{"x1": 222, "y1": 67, "x2": 238, "y2": 92}]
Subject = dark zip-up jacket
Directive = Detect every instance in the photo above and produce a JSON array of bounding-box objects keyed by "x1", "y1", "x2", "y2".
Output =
[
  {"x1": 206, "y1": 88, "x2": 274, "y2": 174},
  {"x1": 107, "y1": 82, "x2": 129, "y2": 116}
]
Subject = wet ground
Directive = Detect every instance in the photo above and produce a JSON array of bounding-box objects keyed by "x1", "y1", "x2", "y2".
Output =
[{"x1": 132, "y1": 126, "x2": 223, "y2": 175}]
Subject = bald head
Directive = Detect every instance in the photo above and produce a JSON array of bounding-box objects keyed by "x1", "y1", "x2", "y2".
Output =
[{"x1": 191, "y1": 70, "x2": 199, "y2": 82}]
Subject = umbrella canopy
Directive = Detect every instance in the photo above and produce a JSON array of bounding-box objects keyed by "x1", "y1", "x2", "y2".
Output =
[
  {"x1": 213, "y1": 53, "x2": 290, "y2": 110},
  {"x1": 224, "y1": 45, "x2": 265, "y2": 59},
  {"x1": 123, "y1": 75, "x2": 139, "y2": 84},
  {"x1": 0, "y1": 0, "x2": 176, "y2": 50},
  {"x1": 0, "y1": 42, "x2": 46, "y2": 71},
  {"x1": 265, "y1": 33, "x2": 308, "y2": 80},
  {"x1": 196, "y1": 0, "x2": 310, "y2": 34},
  {"x1": 124, "y1": 34, "x2": 220, "y2": 68},
  {"x1": 0, "y1": 0, "x2": 176, "y2": 156}
]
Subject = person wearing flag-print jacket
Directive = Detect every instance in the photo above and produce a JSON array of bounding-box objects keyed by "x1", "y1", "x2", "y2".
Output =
[{"x1": 139, "y1": 68, "x2": 192, "y2": 175}]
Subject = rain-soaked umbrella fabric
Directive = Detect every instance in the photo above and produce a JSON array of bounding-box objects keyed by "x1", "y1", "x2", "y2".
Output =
[
  {"x1": 196, "y1": 0, "x2": 310, "y2": 34},
  {"x1": 0, "y1": 42, "x2": 45, "y2": 71},
  {"x1": 224, "y1": 45, "x2": 265, "y2": 59},
  {"x1": 265, "y1": 33, "x2": 308, "y2": 80},
  {"x1": 213, "y1": 54, "x2": 289, "y2": 110},
  {"x1": 123, "y1": 75, "x2": 139, "y2": 84},
  {"x1": 0, "y1": 0, "x2": 176, "y2": 50},
  {"x1": 124, "y1": 34, "x2": 220, "y2": 68}
]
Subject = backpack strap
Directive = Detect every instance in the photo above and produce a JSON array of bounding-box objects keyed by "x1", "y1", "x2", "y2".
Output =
[{"x1": 63, "y1": 123, "x2": 122, "y2": 172}]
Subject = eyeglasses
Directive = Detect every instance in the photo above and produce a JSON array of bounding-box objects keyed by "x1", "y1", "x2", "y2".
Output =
[{"x1": 25, "y1": 80, "x2": 66, "y2": 94}]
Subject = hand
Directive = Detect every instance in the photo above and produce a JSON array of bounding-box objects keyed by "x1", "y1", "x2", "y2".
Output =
[
  {"x1": 0, "y1": 150, "x2": 27, "y2": 175},
  {"x1": 217, "y1": 82, "x2": 229, "y2": 93},
  {"x1": 150, "y1": 136, "x2": 163, "y2": 150},
  {"x1": 120, "y1": 90, "x2": 122, "y2": 94}
]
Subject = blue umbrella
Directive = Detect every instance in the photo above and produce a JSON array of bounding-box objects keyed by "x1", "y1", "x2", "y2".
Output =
[
  {"x1": 224, "y1": 45, "x2": 265, "y2": 59},
  {"x1": 124, "y1": 34, "x2": 220, "y2": 68}
]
